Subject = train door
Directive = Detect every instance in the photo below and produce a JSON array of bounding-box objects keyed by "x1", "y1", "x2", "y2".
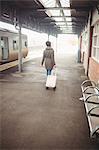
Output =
[{"x1": 1, "y1": 37, "x2": 9, "y2": 61}]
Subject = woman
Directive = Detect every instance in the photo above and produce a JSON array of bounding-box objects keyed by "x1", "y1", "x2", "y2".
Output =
[{"x1": 41, "y1": 41, "x2": 55, "y2": 75}]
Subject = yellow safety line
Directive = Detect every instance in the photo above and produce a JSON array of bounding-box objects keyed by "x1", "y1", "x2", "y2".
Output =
[
  {"x1": 0, "y1": 60, "x2": 18, "y2": 72},
  {"x1": 0, "y1": 57, "x2": 31, "y2": 72}
]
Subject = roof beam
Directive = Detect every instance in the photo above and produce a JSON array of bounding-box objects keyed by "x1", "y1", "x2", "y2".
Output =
[
  {"x1": 58, "y1": 25, "x2": 83, "y2": 28},
  {"x1": 47, "y1": 16, "x2": 87, "y2": 19},
  {"x1": 42, "y1": 16, "x2": 87, "y2": 21},
  {"x1": 37, "y1": 7, "x2": 90, "y2": 11},
  {"x1": 40, "y1": 23, "x2": 84, "y2": 27},
  {"x1": 40, "y1": 20, "x2": 85, "y2": 23}
]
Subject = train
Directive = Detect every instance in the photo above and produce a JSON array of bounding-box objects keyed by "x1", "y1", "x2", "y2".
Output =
[{"x1": 0, "y1": 28, "x2": 28, "y2": 64}]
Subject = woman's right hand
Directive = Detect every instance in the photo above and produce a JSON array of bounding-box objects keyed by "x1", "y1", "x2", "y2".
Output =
[{"x1": 53, "y1": 65, "x2": 56, "y2": 68}]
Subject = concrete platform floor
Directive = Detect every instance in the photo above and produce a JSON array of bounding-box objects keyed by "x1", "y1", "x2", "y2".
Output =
[{"x1": 0, "y1": 53, "x2": 99, "y2": 150}]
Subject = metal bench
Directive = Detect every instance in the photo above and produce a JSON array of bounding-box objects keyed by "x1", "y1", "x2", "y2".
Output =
[{"x1": 80, "y1": 80, "x2": 99, "y2": 138}]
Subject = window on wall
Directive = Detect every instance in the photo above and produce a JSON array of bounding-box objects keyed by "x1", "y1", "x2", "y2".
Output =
[
  {"x1": 81, "y1": 30, "x2": 88, "y2": 53},
  {"x1": 92, "y1": 22, "x2": 99, "y2": 63}
]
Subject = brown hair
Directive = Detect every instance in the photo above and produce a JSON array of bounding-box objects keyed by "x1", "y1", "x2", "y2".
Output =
[{"x1": 46, "y1": 41, "x2": 51, "y2": 46}]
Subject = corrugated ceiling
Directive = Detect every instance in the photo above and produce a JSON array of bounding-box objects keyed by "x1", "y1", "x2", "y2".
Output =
[{"x1": 0, "y1": 0, "x2": 99, "y2": 35}]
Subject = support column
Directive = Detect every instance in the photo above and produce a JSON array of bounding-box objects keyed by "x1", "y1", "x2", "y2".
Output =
[
  {"x1": 77, "y1": 34, "x2": 82, "y2": 63},
  {"x1": 14, "y1": 8, "x2": 23, "y2": 72},
  {"x1": 86, "y1": 11, "x2": 92, "y2": 75},
  {"x1": 0, "y1": 0, "x2": 1, "y2": 20},
  {"x1": 56, "y1": 34, "x2": 58, "y2": 53},
  {"x1": 18, "y1": 24, "x2": 22, "y2": 72},
  {"x1": 48, "y1": 34, "x2": 50, "y2": 41}
]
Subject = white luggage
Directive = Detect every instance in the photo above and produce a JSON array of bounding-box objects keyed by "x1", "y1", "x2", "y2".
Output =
[{"x1": 46, "y1": 68, "x2": 57, "y2": 90}]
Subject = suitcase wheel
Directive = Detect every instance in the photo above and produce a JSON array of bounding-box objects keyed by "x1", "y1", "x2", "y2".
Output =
[
  {"x1": 53, "y1": 86, "x2": 56, "y2": 90},
  {"x1": 46, "y1": 87, "x2": 49, "y2": 90}
]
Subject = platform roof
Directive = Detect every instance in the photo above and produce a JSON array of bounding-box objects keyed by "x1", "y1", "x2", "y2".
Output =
[{"x1": 0, "y1": 0, "x2": 99, "y2": 35}]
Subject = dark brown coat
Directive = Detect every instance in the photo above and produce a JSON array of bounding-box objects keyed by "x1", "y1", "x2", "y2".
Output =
[{"x1": 41, "y1": 46, "x2": 55, "y2": 69}]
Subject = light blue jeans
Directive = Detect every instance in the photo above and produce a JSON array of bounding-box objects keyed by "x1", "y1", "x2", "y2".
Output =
[{"x1": 47, "y1": 69, "x2": 52, "y2": 75}]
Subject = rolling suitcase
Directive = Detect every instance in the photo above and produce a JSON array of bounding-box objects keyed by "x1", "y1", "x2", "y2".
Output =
[{"x1": 46, "y1": 68, "x2": 57, "y2": 90}]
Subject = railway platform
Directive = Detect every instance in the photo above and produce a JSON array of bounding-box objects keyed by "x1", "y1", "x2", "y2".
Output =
[{"x1": 0, "y1": 53, "x2": 99, "y2": 150}]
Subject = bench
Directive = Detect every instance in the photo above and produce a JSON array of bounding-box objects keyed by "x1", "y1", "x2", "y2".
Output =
[{"x1": 80, "y1": 80, "x2": 99, "y2": 138}]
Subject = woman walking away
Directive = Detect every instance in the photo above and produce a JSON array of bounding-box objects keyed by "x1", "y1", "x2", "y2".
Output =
[{"x1": 41, "y1": 41, "x2": 56, "y2": 75}]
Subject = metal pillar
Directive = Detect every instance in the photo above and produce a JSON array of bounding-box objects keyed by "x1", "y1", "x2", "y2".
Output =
[
  {"x1": 18, "y1": 24, "x2": 22, "y2": 72},
  {"x1": 86, "y1": 11, "x2": 92, "y2": 75},
  {"x1": 48, "y1": 34, "x2": 49, "y2": 41},
  {"x1": 77, "y1": 34, "x2": 81, "y2": 63},
  {"x1": 56, "y1": 35, "x2": 58, "y2": 53},
  {"x1": 0, "y1": 1, "x2": 1, "y2": 19}
]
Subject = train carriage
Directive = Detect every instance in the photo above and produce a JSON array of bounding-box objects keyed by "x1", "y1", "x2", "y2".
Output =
[{"x1": 0, "y1": 28, "x2": 28, "y2": 64}]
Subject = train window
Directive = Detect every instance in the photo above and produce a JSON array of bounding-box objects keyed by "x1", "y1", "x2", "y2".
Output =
[
  {"x1": 1, "y1": 37, "x2": 3, "y2": 40},
  {"x1": 13, "y1": 40, "x2": 17, "y2": 50},
  {"x1": 1, "y1": 37, "x2": 4, "y2": 48},
  {"x1": 25, "y1": 41, "x2": 27, "y2": 48}
]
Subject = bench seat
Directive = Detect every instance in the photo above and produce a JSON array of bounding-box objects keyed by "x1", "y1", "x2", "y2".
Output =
[
  {"x1": 85, "y1": 103, "x2": 99, "y2": 115},
  {"x1": 80, "y1": 80, "x2": 99, "y2": 138},
  {"x1": 88, "y1": 115, "x2": 99, "y2": 137}
]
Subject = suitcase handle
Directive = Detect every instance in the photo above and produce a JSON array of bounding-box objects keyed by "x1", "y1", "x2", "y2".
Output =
[{"x1": 52, "y1": 67, "x2": 56, "y2": 76}]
